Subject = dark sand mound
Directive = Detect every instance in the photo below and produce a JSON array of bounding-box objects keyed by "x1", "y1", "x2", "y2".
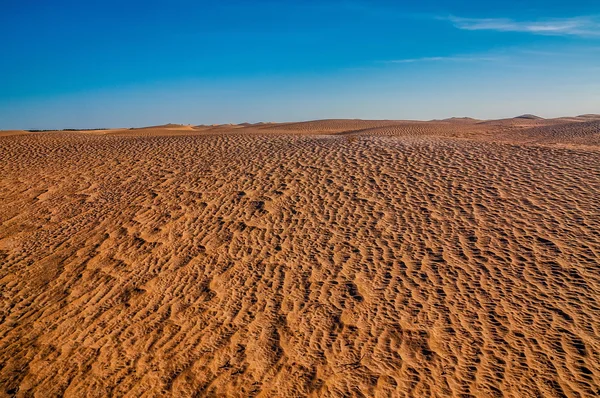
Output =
[{"x1": 515, "y1": 114, "x2": 544, "y2": 120}]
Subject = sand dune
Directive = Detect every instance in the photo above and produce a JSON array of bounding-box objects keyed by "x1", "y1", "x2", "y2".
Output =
[
  {"x1": 0, "y1": 131, "x2": 32, "y2": 138},
  {"x1": 1, "y1": 117, "x2": 599, "y2": 397},
  {"x1": 502, "y1": 120, "x2": 600, "y2": 146}
]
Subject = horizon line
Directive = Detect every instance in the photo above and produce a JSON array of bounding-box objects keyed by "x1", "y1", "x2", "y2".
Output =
[{"x1": 4, "y1": 113, "x2": 600, "y2": 132}]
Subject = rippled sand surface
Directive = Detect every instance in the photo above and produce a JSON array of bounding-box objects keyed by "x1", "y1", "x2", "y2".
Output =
[{"x1": 1, "y1": 118, "x2": 599, "y2": 397}]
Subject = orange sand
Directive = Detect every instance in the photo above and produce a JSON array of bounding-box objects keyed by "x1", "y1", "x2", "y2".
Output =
[{"x1": 1, "y1": 117, "x2": 599, "y2": 397}]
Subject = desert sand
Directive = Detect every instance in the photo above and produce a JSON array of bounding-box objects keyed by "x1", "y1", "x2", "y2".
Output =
[{"x1": 1, "y1": 116, "x2": 599, "y2": 397}]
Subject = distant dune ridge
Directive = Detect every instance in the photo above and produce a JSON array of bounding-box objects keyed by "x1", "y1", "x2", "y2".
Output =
[
  {"x1": 9, "y1": 114, "x2": 600, "y2": 145},
  {"x1": 515, "y1": 114, "x2": 543, "y2": 120},
  {"x1": 1, "y1": 115, "x2": 599, "y2": 396}
]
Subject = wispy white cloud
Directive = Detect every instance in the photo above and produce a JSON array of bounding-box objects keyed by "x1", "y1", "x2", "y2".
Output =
[
  {"x1": 387, "y1": 55, "x2": 501, "y2": 64},
  {"x1": 444, "y1": 15, "x2": 600, "y2": 37}
]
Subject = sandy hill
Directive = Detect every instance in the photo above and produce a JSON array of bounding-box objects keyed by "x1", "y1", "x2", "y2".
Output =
[
  {"x1": 0, "y1": 116, "x2": 599, "y2": 396},
  {"x1": 498, "y1": 119, "x2": 600, "y2": 146},
  {"x1": 515, "y1": 114, "x2": 544, "y2": 120},
  {"x1": 0, "y1": 130, "x2": 32, "y2": 137},
  {"x1": 439, "y1": 117, "x2": 481, "y2": 123},
  {"x1": 258, "y1": 119, "x2": 407, "y2": 134}
]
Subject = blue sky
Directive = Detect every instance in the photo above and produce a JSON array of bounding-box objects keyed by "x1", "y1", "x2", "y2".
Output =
[{"x1": 1, "y1": 0, "x2": 599, "y2": 129}]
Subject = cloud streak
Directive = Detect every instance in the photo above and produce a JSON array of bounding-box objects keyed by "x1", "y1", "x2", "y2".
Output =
[
  {"x1": 445, "y1": 15, "x2": 600, "y2": 37},
  {"x1": 388, "y1": 55, "x2": 501, "y2": 64}
]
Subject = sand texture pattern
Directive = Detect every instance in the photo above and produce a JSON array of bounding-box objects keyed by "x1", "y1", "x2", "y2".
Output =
[{"x1": 1, "y1": 118, "x2": 599, "y2": 397}]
